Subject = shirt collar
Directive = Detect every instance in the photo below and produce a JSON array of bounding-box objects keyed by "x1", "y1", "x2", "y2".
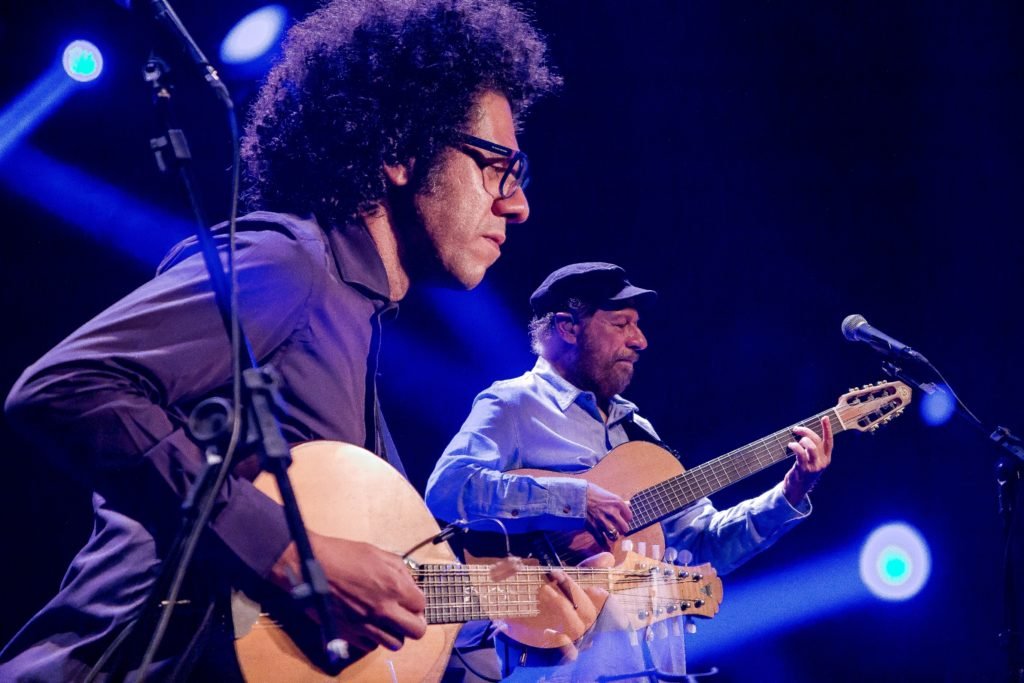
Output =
[
  {"x1": 530, "y1": 357, "x2": 640, "y2": 422},
  {"x1": 324, "y1": 217, "x2": 394, "y2": 303}
]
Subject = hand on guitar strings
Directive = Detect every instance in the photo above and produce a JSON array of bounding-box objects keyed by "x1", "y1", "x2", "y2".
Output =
[
  {"x1": 269, "y1": 530, "x2": 427, "y2": 653},
  {"x1": 783, "y1": 416, "x2": 835, "y2": 506},
  {"x1": 584, "y1": 482, "x2": 632, "y2": 548},
  {"x1": 501, "y1": 554, "x2": 613, "y2": 659}
]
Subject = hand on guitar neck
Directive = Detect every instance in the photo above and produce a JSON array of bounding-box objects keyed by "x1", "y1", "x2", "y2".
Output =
[
  {"x1": 781, "y1": 416, "x2": 834, "y2": 507},
  {"x1": 268, "y1": 530, "x2": 428, "y2": 654}
]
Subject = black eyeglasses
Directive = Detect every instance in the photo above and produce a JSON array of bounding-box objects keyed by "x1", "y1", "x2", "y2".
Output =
[{"x1": 456, "y1": 133, "x2": 530, "y2": 199}]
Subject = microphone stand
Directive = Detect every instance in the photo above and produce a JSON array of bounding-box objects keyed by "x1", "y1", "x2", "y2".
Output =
[
  {"x1": 881, "y1": 359, "x2": 1023, "y2": 683},
  {"x1": 105, "y1": 10, "x2": 347, "y2": 678}
]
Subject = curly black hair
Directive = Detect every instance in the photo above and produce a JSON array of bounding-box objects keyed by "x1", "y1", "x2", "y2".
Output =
[{"x1": 241, "y1": 0, "x2": 561, "y2": 226}]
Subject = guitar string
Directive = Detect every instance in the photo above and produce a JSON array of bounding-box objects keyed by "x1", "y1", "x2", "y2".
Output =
[
  {"x1": 628, "y1": 410, "x2": 835, "y2": 529},
  {"x1": 416, "y1": 566, "x2": 711, "y2": 621}
]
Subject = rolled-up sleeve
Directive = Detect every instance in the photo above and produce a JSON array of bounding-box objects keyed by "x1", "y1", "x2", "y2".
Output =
[
  {"x1": 662, "y1": 481, "x2": 811, "y2": 575},
  {"x1": 425, "y1": 392, "x2": 589, "y2": 535}
]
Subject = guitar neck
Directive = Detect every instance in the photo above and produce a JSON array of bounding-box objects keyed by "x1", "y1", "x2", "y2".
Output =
[
  {"x1": 417, "y1": 563, "x2": 628, "y2": 624},
  {"x1": 627, "y1": 408, "x2": 846, "y2": 532}
]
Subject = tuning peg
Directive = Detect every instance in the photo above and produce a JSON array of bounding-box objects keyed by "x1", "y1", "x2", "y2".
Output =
[
  {"x1": 645, "y1": 627, "x2": 655, "y2": 643},
  {"x1": 672, "y1": 618, "x2": 682, "y2": 637},
  {"x1": 664, "y1": 547, "x2": 678, "y2": 564},
  {"x1": 656, "y1": 622, "x2": 668, "y2": 639},
  {"x1": 651, "y1": 544, "x2": 661, "y2": 560},
  {"x1": 685, "y1": 617, "x2": 697, "y2": 634},
  {"x1": 621, "y1": 539, "x2": 634, "y2": 553},
  {"x1": 637, "y1": 541, "x2": 647, "y2": 557},
  {"x1": 629, "y1": 628, "x2": 640, "y2": 647}
]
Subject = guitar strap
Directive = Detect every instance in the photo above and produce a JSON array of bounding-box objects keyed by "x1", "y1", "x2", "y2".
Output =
[{"x1": 622, "y1": 413, "x2": 685, "y2": 464}]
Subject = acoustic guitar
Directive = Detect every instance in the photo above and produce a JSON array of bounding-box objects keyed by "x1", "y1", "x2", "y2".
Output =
[
  {"x1": 232, "y1": 441, "x2": 723, "y2": 682},
  {"x1": 462, "y1": 381, "x2": 912, "y2": 567}
]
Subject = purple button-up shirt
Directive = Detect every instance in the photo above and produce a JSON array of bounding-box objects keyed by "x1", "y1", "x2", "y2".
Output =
[{"x1": 2, "y1": 212, "x2": 399, "y2": 680}]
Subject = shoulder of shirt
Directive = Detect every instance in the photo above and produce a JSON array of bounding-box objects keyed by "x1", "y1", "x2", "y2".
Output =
[
  {"x1": 476, "y1": 369, "x2": 542, "y2": 404},
  {"x1": 157, "y1": 211, "x2": 327, "y2": 275}
]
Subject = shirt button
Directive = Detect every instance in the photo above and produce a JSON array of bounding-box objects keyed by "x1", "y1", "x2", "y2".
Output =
[
  {"x1": 562, "y1": 505, "x2": 571, "y2": 514},
  {"x1": 511, "y1": 509, "x2": 519, "y2": 517}
]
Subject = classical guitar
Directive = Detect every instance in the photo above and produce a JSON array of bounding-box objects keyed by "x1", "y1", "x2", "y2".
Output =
[
  {"x1": 232, "y1": 441, "x2": 723, "y2": 682},
  {"x1": 462, "y1": 381, "x2": 913, "y2": 567}
]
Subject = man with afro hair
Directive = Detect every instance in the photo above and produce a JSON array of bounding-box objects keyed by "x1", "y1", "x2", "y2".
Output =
[{"x1": 2, "y1": 0, "x2": 560, "y2": 679}]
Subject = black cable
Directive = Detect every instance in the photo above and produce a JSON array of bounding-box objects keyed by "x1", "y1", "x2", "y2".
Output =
[{"x1": 136, "y1": 99, "x2": 244, "y2": 681}]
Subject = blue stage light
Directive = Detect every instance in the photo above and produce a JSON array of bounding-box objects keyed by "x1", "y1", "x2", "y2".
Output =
[
  {"x1": 0, "y1": 144, "x2": 194, "y2": 266},
  {"x1": 859, "y1": 522, "x2": 930, "y2": 601},
  {"x1": 686, "y1": 545, "x2": 873, "y2": 659},
  {"x1": 220, "y1": 5, "x2": 288, "y2": 65},
  {"x1": 0, "y1": 68, "x2": 75, "y2": 161},
  {"x1": 920, "y1": 384, "x2": 955, "y2": 427},
  {"x1": 62, "y1": 40, "x2": 104, "y2": 82}
]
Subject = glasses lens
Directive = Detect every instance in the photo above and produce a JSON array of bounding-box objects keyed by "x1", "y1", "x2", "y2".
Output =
[{"x1": 499, "y1": 153, "x2": 528, "y2": 198}]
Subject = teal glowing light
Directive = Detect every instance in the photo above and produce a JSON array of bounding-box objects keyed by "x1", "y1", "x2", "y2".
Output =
[
  {"x1": 877, "y1": 545, "x2": 911, "y2": 585},
  {"x1": 860, "y1": 522, "x2": 930, "y2": 601},
  {"x1": 62, "y1": 40, "x2": 103, "y2": 83}
]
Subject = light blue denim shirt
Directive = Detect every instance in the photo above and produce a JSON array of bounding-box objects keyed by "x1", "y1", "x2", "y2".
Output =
[{"x1": 425, "y1": 356, "x2": 811, "y2": 575}]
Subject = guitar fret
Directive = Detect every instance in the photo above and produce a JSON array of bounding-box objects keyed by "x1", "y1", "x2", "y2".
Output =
[
  {"x1": 417, "y1": 562, "x2": 716, "y2": 624},
  {"x1": 629, "y1": 409, "x2": 839, "y2": 531}
]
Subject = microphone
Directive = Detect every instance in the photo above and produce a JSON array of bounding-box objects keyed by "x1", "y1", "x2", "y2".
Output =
[
  {"x1": 841, "y1": 314, "x2": 929, "y2": 363},
  {"x1": 114, "y1": 0, "x2": 232, "y2": 107}
]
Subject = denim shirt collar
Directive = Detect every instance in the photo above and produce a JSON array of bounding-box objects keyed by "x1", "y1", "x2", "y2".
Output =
[{"x1": 531, "y1": 357, "x2": 639, "y2": 425}]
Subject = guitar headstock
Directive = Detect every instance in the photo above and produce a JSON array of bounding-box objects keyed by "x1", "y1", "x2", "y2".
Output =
[
  {"x1": 835, "y1": 380, "x2": 913, "y2": 433},
  {"x1": 611, "y1": 551, "x2": 723, "y2": 631}
]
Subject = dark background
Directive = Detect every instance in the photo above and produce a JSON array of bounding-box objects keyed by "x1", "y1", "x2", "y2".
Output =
[{"x1": 1, "y1": 2, "x2": 1022, "y2": 681}]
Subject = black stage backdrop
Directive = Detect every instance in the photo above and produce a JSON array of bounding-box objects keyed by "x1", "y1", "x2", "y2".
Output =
[{"x1": 1, "y1": 3, "x2": 1021, "y2": 681}]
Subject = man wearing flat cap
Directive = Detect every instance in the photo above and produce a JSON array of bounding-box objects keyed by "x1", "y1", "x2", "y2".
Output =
[{"x1": 426, "y1": 262, "x2": 833, "y2": 681}]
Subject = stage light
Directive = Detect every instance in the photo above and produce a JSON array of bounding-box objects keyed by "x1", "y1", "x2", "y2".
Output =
[
  {"x1": 920, "y1": 384, "x2": 955, "y2": 427},
  {"x1": 220, "y1": 5, "x2": 288, "y2": 65},
  {"x1": 686, "y1": 545, "x2": 872, "y2": 659},
  {"x1": 62, "y1": 40, "x2": 104, "y2": 83},
  {"x1": 0, "y1": 69, "x2": 75, "y2": 161},
  {"x1": 0, "y1": 145, "x2": 194, "y2": 266},
  {"x1": 859, "y1": 522, "x2": 930, "y2": 601}
]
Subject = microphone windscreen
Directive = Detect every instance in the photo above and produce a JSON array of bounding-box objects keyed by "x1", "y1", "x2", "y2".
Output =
[{"x1": 841, "y1": 314, "x2": 867, "y2": 341}]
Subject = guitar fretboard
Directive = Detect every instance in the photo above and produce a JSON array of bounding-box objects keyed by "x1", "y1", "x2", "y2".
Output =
[
  {"x1": 627, "y1": 409, "x2": 844, "y2": 532},
  {"x1": 415, "y1": 563, "x2": 704, "y2": 624}
]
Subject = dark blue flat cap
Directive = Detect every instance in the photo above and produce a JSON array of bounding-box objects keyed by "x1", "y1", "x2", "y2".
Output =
[{"x1": 530, "y1": 262, "x2": 657, "y2": 315}]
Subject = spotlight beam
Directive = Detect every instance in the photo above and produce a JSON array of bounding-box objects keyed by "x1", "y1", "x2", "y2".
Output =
[
  {"x1": 0, "y1": 66, "x2": 75, "y2": 161},
  {"x1": 0, "y1": 144, "x2": 194, "y2": 267}
]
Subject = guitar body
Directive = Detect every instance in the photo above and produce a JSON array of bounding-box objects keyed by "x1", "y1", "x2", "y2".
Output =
[
  {"x1": 465, "y1": 441, "x2": 683, "y2": 566},
  {"x1": 234, "y1": 441, "x2": 459, "y2": 683}
]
